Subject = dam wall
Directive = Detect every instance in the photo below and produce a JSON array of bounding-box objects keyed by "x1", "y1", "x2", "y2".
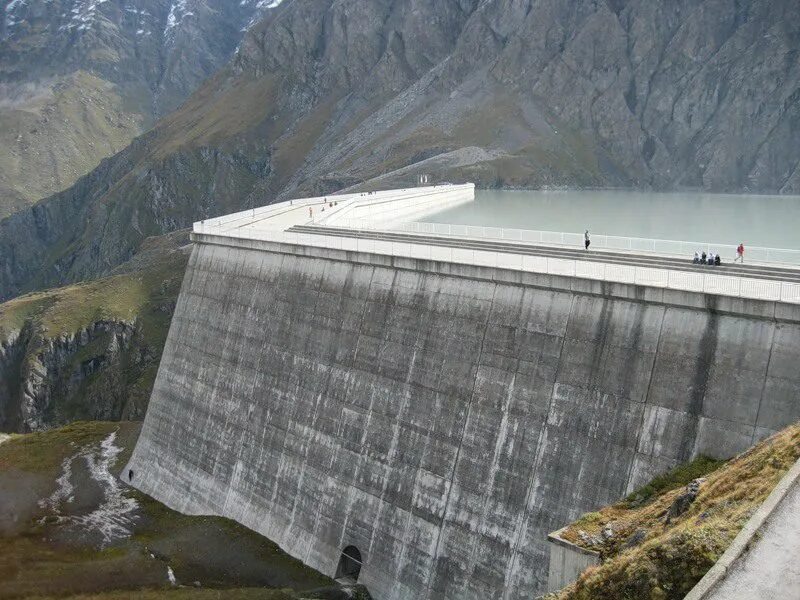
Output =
[{"x1": 125, "y1": 235, "x2": 800, "y2": 600}]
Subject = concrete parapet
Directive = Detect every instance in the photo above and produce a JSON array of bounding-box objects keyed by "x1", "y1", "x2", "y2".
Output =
[
  {"x1": 320, "y1": 183, "x2": 474, "y2": 226},
  {"x1": 190, "y1": 230, "x2": 800, "y2": 323},
  {"x1": 546, "y1": 528, "x2": 600, "y2": 593},
  {"x1": 194, "y1": 184, "x2": 475, "y2": 233}
]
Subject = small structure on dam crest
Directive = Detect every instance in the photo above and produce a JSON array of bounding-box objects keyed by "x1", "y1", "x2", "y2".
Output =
[{"x1": 125, "y1": 185, "x2": 800, "y2": 600}]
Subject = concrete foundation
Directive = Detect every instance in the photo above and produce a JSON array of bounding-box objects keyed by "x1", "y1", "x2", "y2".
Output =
[
  {"x1": 125, "y1": 236, "x2": 800, "y2": 600},
  {"x1": 546, "y1": 528, "x2": 601, "y2": 593}
]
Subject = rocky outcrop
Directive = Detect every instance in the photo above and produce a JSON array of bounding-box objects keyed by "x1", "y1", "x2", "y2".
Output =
[
  {"x1": 1, "y1": 0, "x2": 798, "y2": 301},
  {"x1": 0, "y1": 320, "x2": 141, "y2": 432},
  {"x1": 665, "y1": 478, "x2": 705, "y2": 524},
  {"x1": 0, "y1": 326, "x2": 27, "y2": 431},
  {"x1": 0, "y1": 230, "x2": 189, "y2": 432}
]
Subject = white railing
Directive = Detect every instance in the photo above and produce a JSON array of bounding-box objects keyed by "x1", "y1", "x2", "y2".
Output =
[
  {"x1": 193, "y1": 227, "x2": 800, "y2": 304},
  {"x1": 318, "y1": 184, "x2": 474, "y2": 226},
  {"x1": 330, "y1": 219, "x2": 800, "y2": 266},
  {"x1": 192, "y1": 184, "x2": 476, "y2": 233}
]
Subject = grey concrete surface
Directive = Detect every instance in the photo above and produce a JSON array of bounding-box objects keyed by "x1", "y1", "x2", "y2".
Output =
[
  {"x1": 290, "y1": 225, "x2": 800, "y2": 284},
  {"x1": 546, "y1": 531, "x2": 600, "y2": 593},
  {"x1": 685, "y1": 457, "x2": 800, "y2": 600},
  {"x1": 125, "y1": 240, "x2": 800, "y2": 600},
  {"x1": 704, "y1": 481, "x2": 800, "y2": 600}
]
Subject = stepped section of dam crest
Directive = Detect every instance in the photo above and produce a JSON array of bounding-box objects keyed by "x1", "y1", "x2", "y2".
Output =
[{"x1": 126, "y1": 190, "x2": 800, "y2": 600}]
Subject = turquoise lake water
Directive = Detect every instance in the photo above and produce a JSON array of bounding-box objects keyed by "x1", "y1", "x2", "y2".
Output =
[{"x1": 423, "y1": 189, "x2": 800, "y2": 249}]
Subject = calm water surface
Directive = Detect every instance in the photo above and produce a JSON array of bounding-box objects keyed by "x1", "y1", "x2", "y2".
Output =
[{"x1": 423, "y1": 190, "x2": 800, "y2": 249}]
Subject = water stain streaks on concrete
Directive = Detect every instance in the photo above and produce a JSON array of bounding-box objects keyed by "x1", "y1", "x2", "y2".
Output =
[{"x1": 125, "y1": 241, "x2": 800, "y2": 600}]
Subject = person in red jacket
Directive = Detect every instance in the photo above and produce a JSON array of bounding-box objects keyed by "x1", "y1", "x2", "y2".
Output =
[{"x1": 735, "y1": 243, "x2": 744, "y2": 263}]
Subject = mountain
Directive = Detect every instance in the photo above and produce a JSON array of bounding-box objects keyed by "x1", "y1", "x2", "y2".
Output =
[
  {"x1": 0, "y1": 231, "x2": 188, "y2": 433},
  {"x1": 0, "y1": 0, "x2": 280, "y2": 217},
  {"x1": 0, "y1": 0, "x2": 798, "y2": 301}
]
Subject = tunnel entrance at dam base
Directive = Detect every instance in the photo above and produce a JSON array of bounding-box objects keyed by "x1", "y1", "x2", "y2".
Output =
[{"x1": 335, "y1": 546, "x2": 363, "y2": 582}]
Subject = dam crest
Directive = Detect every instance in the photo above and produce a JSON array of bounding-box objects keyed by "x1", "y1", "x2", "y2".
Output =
[{"x1": 125, "y1": 185, "x2": 800, "y2": 599}]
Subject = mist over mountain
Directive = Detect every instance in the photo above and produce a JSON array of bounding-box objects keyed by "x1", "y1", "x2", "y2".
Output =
[
  {"x1": 0, "y1": 0, "x2": 798, "y2": 302},
  {"x1": 0, "y1": 0, "x2": 279, "y2": 216}
]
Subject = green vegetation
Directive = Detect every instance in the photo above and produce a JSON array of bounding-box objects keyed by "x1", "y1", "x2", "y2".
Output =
[
  {"x1": 552, "y1": 422, "x2": 800, "y2": 600},
  {"x1": 623, "y1": 455, "x2": 725, "y2": 507},
  {"x1": 0, "y1": 422, "x2": 334, "y2": 599},
  {"x1": 27, "y1": 591, "x2": 295, "y2": 600},
  {"x1": 0, "y1": 421, "x2": 118, "y2": 475},
  {"x1": 0, "y1": 232, "x2": 189, "y2": 429},
  {"x1": 0, "y1": 232, "x2": 186, "y2": 341},
  {"x1": 0, "y1": 70, "x2": 146, "y2": 218}
]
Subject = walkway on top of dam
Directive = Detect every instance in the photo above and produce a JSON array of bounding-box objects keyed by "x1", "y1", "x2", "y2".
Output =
[
  {"x1": 193, "y1": 184, "x2": 800, "y2": 304},
  {"x1": 288, "y1": 224, "x2": 800, "y2": 285}
]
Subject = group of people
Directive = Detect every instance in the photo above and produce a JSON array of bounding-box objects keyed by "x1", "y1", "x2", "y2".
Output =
[
  {"x1": 692, "y1": 243, "x2": 745, "y2": 266},
  {"x1": 308, "y1": 199, "x2": 339, "y2": 219},
  {"x1": 694, "y1": 251, "x2": 722, "y2": 266},
  {"x1": 581, "y1": 229, "x2": 746, "y2": 266}
]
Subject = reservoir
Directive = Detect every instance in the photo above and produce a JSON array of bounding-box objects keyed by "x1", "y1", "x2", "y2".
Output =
[{"x1": 423, "y1": 189, "x2": 800, "y2": 250}]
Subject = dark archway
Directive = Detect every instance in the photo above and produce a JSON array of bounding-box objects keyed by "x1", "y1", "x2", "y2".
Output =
[
  {"x1": 128, "y1": 469, "x2": 134, "y2": 482},
  {"x1": 334, "y1": 545, "x2": 362, "y2": 581}
]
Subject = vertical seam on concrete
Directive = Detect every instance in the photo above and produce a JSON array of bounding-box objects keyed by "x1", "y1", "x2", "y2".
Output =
[
  {"x1": 623, "y1": 305, "x2": 667, "y2": 493},
  {"x1": 751, "y1": 321, "x2": 777, "y2": 446},
  {"x1": 367, "y1": 273, "x2": 420, "y2": 583},
  {"x1": 422, "y1": 280, "x2": 497, "y2": 599},
  {"x1": 324, "y1": 263, "x2": 378, "y2": 566},
  {"x1": 501, "y1": 292, "x2": 577, "y2": 600}
]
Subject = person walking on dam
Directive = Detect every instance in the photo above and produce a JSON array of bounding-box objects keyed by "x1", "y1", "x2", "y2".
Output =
[
  {"x1": 735, "y1": 243, "x2": 745, "y2": 263},
  {"x1": 584, "y1": 230, "x2": 590, "y2": 250}
]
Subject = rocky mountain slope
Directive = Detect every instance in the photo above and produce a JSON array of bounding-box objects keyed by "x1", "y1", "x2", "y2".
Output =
[
  {"x1": 0, "y1": 0, "x2": 281, "y2": 217},
  {"x1": 0, "y1": 232, "x2": 188, "y2": 433},
  {"x1": 0, "y1": 0, "x2": 798, "y2": 302}
]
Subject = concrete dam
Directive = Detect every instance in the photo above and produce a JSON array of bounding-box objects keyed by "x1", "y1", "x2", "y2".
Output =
[{"x1": 125, "y1": 185, "x2": 800, "y2": 599}]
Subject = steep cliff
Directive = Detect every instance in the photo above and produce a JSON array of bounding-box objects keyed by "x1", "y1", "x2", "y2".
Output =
[
  {"x1": 0, "y1": 232, "x2": 188, "y2": 432},
  {"x1": 1, "y1": 0, "x2": 798, "y2": 301},
  {"x1": 0, "y1": 0, "x2": 282, "y2": 216}
]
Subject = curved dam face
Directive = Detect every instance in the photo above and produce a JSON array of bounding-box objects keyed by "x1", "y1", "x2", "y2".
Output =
[{"x1": 126, "y1": 236, "x2": 800, "y2": 600}]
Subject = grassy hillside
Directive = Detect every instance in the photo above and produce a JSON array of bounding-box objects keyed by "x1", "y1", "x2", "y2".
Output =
[
  {"x1": 0, "y1": 71, "x2": 146, "y2": 219},
  {"x1": 548, "y1": 422, "x2": 800, "y2": 600},
  {"x1": 0, "y1": 232, "x2": 189, "y2": 431}
]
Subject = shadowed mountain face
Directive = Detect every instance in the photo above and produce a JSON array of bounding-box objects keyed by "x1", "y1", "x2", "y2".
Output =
[
  {"x1": 0, "y1": 0, "x2": 798, "y2": 301},
  {"x1": 0, "y1": 0, "x2": 280, "y2": 216}
]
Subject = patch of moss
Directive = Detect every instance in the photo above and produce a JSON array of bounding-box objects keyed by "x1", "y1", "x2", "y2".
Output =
[
  {"x1": 624, "y1": 455, "x2": 726, "y2": 507},
  {"x1": 0, "y1": 421, "x2": 119, "y2": 475},
  {"x1": 128, "y1": 490, "x2": 334, "y2": 591}
]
